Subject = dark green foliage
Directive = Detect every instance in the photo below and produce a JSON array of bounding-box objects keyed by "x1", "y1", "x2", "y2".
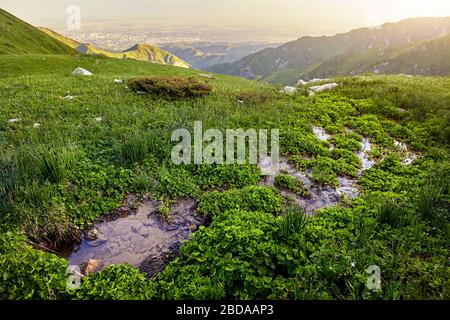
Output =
[
  {"x1": 197, "y1": 186, "x2": 282, "y2": 217},
  {"x1": 374, "y1": 199, "x2": 409, "y2": 228},
  {"x1": 75, "y1": 264, "x2": 155, "y2": 300},
  {"x1": 0, "y1": 232, "x2": 69, "y2": 300},
  {"x1": 154, "y1": 210, "x2": 290, "y2": 299},
  {"x1": 0, "y1": 155, "x2": 17, "y2": 213},
  {"x1": 275, "y1": 173, "x2": 310, "y2": 197},
  {"x1": 128, "y1": 76, "x2": 212, "y2": 98}
]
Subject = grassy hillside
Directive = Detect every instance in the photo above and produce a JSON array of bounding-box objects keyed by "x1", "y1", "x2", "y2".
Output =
[
  {"x1": 0, "y1": 50, "x2": 449, "y2": 299},
  {"x1": 40, "y1": 28, "x2": 190, "y2": 68},
  {"x1": 0, "y1": 9, "x2": 76, "y2": 55},
  {"x1": 213, "y1": 17, "x2": 450, "y2": 82}
]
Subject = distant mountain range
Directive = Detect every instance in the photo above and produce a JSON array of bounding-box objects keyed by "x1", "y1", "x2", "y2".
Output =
[
  {"x1": 211, "y1": 17, "x2": 450, "y2": 84},
  {"x1": 39, "y1": 28, "x2": 190, "y2": 68},
  {"x1": 161, "y1": 42, "x2": 277, "y2": 70}
]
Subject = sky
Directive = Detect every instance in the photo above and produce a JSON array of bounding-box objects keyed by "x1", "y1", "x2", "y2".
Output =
[{"x1": 3, "y1": 0, "x2": 450, "y2": 36}]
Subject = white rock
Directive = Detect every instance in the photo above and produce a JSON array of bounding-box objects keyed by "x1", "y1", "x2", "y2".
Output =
[
  {"x1": 114, "y1": 79, "x2": 123, "y2": 84},
  {"x1": 284, "y1": 86, "x2": 298, "y2": 94},
  {"x1": 95, "y1": 117, "x2": 103, "y2": 122},
  {"x1": 308, "y1": 78, "x2": 330, "y2": 84},
  {"x1": 297, "y1": 79, "x2": 308, "y2": 86},
  {"x1": 33, "y1": 123, "x2": 41, "y2": 128},
  {"x1": 237, "y1": 100, "x2": 244, "y2": 103},
  {"x1": 309, "y1": 82, "x2": 339, "y2": 93},
  {"x1": 72, "y1": 67, "x2": 93, "y2": 76},
  {"x1": 63, "y1": 95, "x2": 74, "y2": 100},
  {"x1": 8, "y1": 118, "x2": 20, "y2": 123},
  {"x1": 198, "y1": 73, "x2": 213, "y2": 79}
]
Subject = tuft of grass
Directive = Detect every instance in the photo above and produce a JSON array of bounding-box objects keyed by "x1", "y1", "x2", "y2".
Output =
[
  {"x1": 375, "y1": 199, "x2": 408, "y2": 228},
  {"x1": 36, "y1": 147, "x2": 77, "y2": 184},
  {"x1": 279, "y1": 206, "x2": 308, "y2": 238},
  {"x1": 133, "y1": 173, "x2": 153, "y2": 193},
  {"x1": 119, "y1": 135, "x2": 149, "y2": 165},
  {"x1": 128, "y1": 76, "x2": 212, "y2": 98},
  {"x1": 0, "y1": 154, "x2": 17, "y2": 213}
]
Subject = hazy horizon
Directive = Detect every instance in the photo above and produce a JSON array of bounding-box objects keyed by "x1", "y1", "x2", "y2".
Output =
[{"x1": 3, "y1": 0, "x2": 450, "y2": 42}]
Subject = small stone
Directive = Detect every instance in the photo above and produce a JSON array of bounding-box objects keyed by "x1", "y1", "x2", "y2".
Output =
[
  {"x1": 309, "y1": 82, "x2": 339, "y2": 93},
  {"x1": 114, "y1": 79, "x2": 123, "y2": 84},
  {"x1": 284, "y1": 86, "x2": 297, "y2": 94},
  {"x1": 198, "y1": 73, "x2": 213, "y2": 79},
  {"x1": 33, "y1": 123, "x2": 41, "y2": 128},
  {"x1": 63, "y1": 95, "x2": 74, "y2": 100},
  {"x1": 81, "y1": 259, "x2": 100, "y2": 275},
  {"x1": 85, "y1": 227, "x2": 100, "y2": 241},
  {"x1": 8, "y1": 118, "x2": 20, "y2": 123},
  {"x1": 95, "y1": 117, "x2": 103, "y2": 122},
  {"x1": 72, "y1": 67, "x2": 93, "y2": 76}
]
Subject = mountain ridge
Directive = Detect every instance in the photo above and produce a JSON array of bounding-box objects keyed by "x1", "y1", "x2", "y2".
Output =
[{"x1": 212, "y1": 17, "x2": 450, "y2": 83}]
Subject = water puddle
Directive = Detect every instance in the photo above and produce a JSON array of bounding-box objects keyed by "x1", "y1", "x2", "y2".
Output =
[
  {"x1": 394, "y1": 140, "x2": 418, "y2": 165},
  {"x1": 258, "y1": 126, "x2": 375, "y2": 214},
  {"x1": 358, "y1": 137, "x2": 376, "y2": 174},
  {"x1": 68, "y1": 196, "x2": 204, "y2": 277}
]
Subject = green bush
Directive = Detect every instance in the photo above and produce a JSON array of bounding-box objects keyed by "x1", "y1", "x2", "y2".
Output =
[{"x1": 128, "y1": 76, "x2": 212, "y2": 98}]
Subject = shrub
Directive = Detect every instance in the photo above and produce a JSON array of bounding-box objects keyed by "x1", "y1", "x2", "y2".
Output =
[
  {"x1": 234, "y1": 90, "x2": 272, "y2": 105},
  {"x1": 128, "y1": 76, "x2": 212, "y2": 98}
]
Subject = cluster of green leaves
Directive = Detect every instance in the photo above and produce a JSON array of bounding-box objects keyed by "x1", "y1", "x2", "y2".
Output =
[
  {"x1": 74, "y1": 264, "x2": 155, "y2": 300},
  {"x1": 197, "y1": 186, "x2": 283, "y2": 217},
  {"x1": 274, "y1": 173, "x2": 311, "y2": 197},
  {"x1": 0, "y1": 231, "x2": 69, "y2": 300}
]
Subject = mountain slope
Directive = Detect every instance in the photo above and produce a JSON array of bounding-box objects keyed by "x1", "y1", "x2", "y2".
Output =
[
  {"x1": 303, "y1": 33, "x2": 450, "y2": 79},
  {"x1": 0, "y1": 9, "x2": 76, "y2": 55},
  {"x1": 40, "y1": 28, "x2": 190, "y2": 68},
  {"x1": 213, "y1": 17, "x2": 450, "y2": 81}
]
